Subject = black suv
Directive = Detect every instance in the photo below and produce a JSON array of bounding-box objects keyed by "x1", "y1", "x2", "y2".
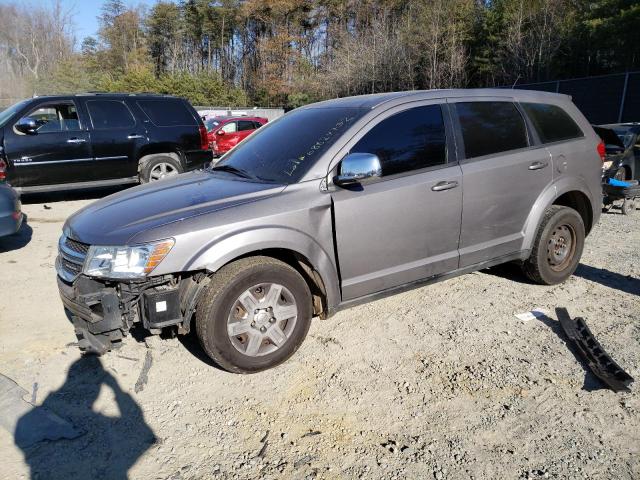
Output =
[{"x1": 0, "y1": 93, "x2": 212, "y2": 192}]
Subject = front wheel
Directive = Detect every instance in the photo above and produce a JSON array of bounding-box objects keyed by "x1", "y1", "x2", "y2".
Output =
[
  {"x1": 522, "y1": 205, "x2": 585, "y2": 285},
  {"x1": 195, "y1": 256, "x2": 313, "y2": 373}
]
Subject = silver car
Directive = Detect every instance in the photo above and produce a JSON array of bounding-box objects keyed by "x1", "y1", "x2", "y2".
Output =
[{"x1": 56, "y1": 89, "x2": 602, "y2": 373}]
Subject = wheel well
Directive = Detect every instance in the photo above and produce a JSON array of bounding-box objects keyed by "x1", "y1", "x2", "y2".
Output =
[
  {"x1": 622, "y1": 165, "x2": 632, "y2": 180},
  {"x1": 137, "y1": 150, "x2": 183, "y2": 173},
  {"x1": 553, "y1": 190, "x2": 593, "y2": 234},
  {"x1": 230, "y1": 249, "x2": 329, "y2": 319}
]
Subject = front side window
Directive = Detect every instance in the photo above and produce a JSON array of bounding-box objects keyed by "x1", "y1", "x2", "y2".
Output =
[
  {"x1": 221, "y1": 122, "x2": 237, "y2": 133},
  {"x1": 214, "y1": 106, "x2": 365, "y2": 184},
  {"x1": 522, "y1": 103, "x2": 583, "y2": 144},
  {"x1": 87, "y1": 100, "x2": 135, "y2": 129},
  {"x1": 19, "y1": 103, "x2": 80, "y2": 133},
  {"x1": 456, "y1": 102, "x2": 528, "y2": 159},
  {"x1": 350, "y1": 104, "x2": 447, "y2": 176}
]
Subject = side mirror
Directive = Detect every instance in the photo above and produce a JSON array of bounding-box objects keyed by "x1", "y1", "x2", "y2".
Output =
[
  {"x1": 334, "y1": 152, "x2": 382, "y2": 187},
  {"x1": 15, "y1": 117, "x2": 38, "y2": 135},
  {"x1": 216, "y1": 130, "x2": 225, "y2": 136}
]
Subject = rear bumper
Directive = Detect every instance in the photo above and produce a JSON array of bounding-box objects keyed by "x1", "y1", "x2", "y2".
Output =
[
  {"x1": 0, "y1": 188, "x2": 22, "y2": 237},
  {"x1": 183, "y1": 149, "x2": 213, "y2": 171}
]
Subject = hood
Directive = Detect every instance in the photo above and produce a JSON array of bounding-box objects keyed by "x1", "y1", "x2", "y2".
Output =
[{"x1": 66, "y1": 171, "x2": 285, "y2": 245}]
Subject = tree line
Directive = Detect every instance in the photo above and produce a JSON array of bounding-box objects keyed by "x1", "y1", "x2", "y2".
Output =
[{"x1": 0, "y1": 0, "x2": 638, "y2": 108}]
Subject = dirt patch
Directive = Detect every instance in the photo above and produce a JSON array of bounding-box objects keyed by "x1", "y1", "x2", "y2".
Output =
[{"x1": 0, "y1": 196, "x2": 638, "y2": 480}]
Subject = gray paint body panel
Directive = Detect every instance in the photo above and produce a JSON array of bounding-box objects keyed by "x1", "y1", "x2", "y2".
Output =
[{"x1": 63, "y1": 88, "x2": 602, "y2": 313}]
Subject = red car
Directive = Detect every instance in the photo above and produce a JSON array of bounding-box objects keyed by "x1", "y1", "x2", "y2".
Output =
[{"x1": 205, "y1": 116, "x2": 268, "y2": 156}]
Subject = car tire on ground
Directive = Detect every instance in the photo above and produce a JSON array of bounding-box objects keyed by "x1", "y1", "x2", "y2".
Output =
[
  {"x1": 522, "y1": 205, "x2": 585, "y2": 285},
  {"x1": 139, "y1": 154, "x2": 183, "y2": 183},
  {"x1": 195, "y1": 256, "x2": 313, "y2": 373}
]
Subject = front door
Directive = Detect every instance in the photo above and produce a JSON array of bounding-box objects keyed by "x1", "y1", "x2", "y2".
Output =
[
  {"x1": 451, "y1": 99, "x2": 554, "y2": 267},
  {"x1": 4, "y1": 101, "x2": 93, "y2": 187},
  {"x1": 331, "y1": 103, "x2": 463, "y2": 300}
]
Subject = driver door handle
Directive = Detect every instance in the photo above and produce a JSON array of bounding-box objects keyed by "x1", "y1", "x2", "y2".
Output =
[
  {"x1": 66, "y1": 138, "x2": 86, "y2": 144},
  {"x1": 528, "y1": 161, "x2": 548, "y2": 170},
  {"x1": 431, "y1": 180, "x2": 459, "y2": 192},
  {"x1": 127, "y1": 134, "x2": 144, "y2": 139}
]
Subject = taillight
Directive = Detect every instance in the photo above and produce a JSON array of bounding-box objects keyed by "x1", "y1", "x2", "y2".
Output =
[
  {"x1": 597, "y1": 141, "x2": 606, "y2": 162},
  {"x1": 199, "y1": 125, "x2": 209, "y2": 150},
  {"x1": 0, "y1": 158, "x2": 6, "y2": 181}
]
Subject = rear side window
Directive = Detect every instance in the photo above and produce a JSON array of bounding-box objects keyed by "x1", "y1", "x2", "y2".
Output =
[
  {"x1": 87, "y1": 100, "x2": 135, "y2": 129},
  {"x1": 351, "y1": 104, "x2": 447, "y2": 176},
  {"x1": 238, "y1": 120, "x2": 255, "y2": 131},
  {"x1": 522, "y1": 103, "x2": 583, "y2": 144},
  {"x1": 137, "y1": 99, "x2": 197, "y2": 127},
  {"x1": 455, "y1": 102, "x2": 528, "y2": 159}
]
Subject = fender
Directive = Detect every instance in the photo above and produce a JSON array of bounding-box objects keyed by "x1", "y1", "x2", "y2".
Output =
[
  {"x1": 184, "y1": 225, "x2": 341, "y2": 311},
  {"x1": 522, "y1": 175, "x2": 594, "y2": 252}
]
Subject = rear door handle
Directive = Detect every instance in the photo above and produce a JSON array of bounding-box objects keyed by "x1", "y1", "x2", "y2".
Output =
[
  {"x1": 127, "y1": 134, "x2": 144, "y2": 139},
  {"x1": 66, "y1": 138, "x2": 86, "y2": 144},
  {"x1": 528, "y1": 161, "x2": 548, "y2": 170},
  {"x1": 431, "y1": 180, "x2": 459, "y2": 192}
]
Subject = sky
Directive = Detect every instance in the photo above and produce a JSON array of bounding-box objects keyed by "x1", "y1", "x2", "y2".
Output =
[{"x1": 57, "y1": 0, "x2": 160, "y2": 44}]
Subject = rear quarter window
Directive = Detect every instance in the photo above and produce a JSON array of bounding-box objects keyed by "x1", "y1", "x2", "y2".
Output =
[
  {"x1": 455, "y1": 101, "x2": 529, "y2": 159},
  {"x1": 521, "y1": 103, "x2": 583, "y2": 144},
  {"x1": 137, "y1": 99, "x2": 197, "y2": 127}
]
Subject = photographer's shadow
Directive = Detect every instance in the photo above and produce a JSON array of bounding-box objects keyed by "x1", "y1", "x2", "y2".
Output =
[{"x1": 15, "y1": 356, "x2": 157, "y2": 480}]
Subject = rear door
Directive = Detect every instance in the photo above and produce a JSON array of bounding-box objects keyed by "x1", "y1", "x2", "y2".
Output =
[
  {"x1": 4, "y1": 100, "x2": 93, "y2": 187},
  {"x1": 331, "y1": 102, "x2": 463, "y2": 300},
  {"x1": 237, "y1": 120, "x2": 257, "y2": 143},
  {"x1": 450, "y1": 99, "x2": 553, "y2": 267},
  {"x1": 85, "y1": 99, "x2": 144, "y2": 180}
]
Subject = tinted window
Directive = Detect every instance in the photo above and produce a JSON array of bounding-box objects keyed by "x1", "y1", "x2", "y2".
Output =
[
  {"x1": 522, "y1": 103, "x2": 583, "y2": 144},
  {"x1": 456, "y1": 102, "x2": 528, "y2": 159},
  {"x1": 87, "y1": 100, "x2": 135, "y2": 129},
  {"x1": 253, "y1": 121, "x2": 264, "y2": 129},
  {"x1": 137, "y1": 99, "x2": 196, "y2": 127},
  {"x1": 351, "y1": 105, "x2": 446, "y2": 176},
  {"x1": 215, "y1": 107, "x2": 365, "y2": 184},
  {"x1": 238, "y1": 120, "x2": 255, "y2": 131}
]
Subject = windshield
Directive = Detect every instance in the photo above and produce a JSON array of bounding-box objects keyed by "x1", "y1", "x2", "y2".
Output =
[
  {"x1": 213, "y1": 107, "x2": 365, "y2": 184},
  {"x1": 0, "y1": 99, "x2": 29, "y2": 128}
]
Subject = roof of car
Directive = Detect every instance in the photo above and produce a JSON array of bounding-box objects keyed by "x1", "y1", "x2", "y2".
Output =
[
  {"x1": 303, "y1": 88, "x2": 573, "y2": 110},
  {"x1": 30, "y1": 93, "x2": 183, "y2": 101},
  {"x1": 207, "y1": 116, "x2": 266, "y2": 122}
]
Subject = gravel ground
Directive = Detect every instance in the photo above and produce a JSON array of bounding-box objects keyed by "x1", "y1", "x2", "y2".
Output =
[{"x1": 0, "y1": 189, "x2": 638, "y2": 480}]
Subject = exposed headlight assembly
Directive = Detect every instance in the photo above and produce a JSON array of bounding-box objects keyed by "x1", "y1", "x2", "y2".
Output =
[
  {"x1": 602, "y1": 160, "x2": 613, "y2": 171},
  {"x1": 83, "y1": 239, "x2": 174, "y2": 279}
]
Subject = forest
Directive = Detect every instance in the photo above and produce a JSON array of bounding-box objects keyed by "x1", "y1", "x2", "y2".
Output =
[{"x1": 0, "y1": 0, "x2": 638, "y2": 108}]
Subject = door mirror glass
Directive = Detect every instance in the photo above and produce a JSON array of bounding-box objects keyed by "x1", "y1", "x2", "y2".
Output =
[
  {"x1": 15, "y1": 117, "x2": 38, "y2": 135},
  {"x1": 334, "y1": 153, "x2": 382, "y2": 187}
]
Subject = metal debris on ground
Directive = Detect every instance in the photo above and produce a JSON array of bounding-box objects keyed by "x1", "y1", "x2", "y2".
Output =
[
  {"x1": 514, "y1": 309, "x2": 548, "y2": 322},
  {"x1": 556, "y1": 307, "x2": 634, "y2": 393}
]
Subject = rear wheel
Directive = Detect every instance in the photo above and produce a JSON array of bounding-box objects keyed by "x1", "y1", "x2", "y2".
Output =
[
  {"x1": 139, "y1": 154, "x2": 182, "y2": 183},
  {"x1": 522, "y1": 205, "x2": 585, "y2": 285},
  {"x1": 196, "y1": 256, "x2": 312, "y2": 373}
]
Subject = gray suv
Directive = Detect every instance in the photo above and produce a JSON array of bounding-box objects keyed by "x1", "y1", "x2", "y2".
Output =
[{"x1": 56, "y1": 89, "x2": 602, "y2": 373}]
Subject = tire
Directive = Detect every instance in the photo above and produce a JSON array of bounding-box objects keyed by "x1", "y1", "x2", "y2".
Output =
[
  {"x1": 622, "y1": 198, "x2": 636, "y2": 216},
  {"x1": 522, "y1": 205, "x2": 585, "y2": 285},
  {"x1": 139, "y1": 154, "x2": 183, "y2": 183},
  {"x1": 195, "y1": 256, "x2": 313, "y2": 373}
]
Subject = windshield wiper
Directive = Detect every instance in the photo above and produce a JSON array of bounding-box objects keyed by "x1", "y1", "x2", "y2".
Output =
[{"x1": 209, "y1": 164, "x2": 254, "y2": 180}]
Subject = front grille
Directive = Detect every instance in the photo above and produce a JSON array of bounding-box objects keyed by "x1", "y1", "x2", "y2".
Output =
[
  {"x1": 57, "y1": 235, "x2": 90, "y2": 282},
  {"x1": 65, "y1": 237, "x2": 90, "y2": 255},
  {"x1": 61, "y1": 256, "x2": 82, "y2": 276}
]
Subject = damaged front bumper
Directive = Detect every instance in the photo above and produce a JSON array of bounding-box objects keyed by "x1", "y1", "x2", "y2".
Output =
[{"x1": 56, "y1": 269, "x2": 206, "y2": 355}]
